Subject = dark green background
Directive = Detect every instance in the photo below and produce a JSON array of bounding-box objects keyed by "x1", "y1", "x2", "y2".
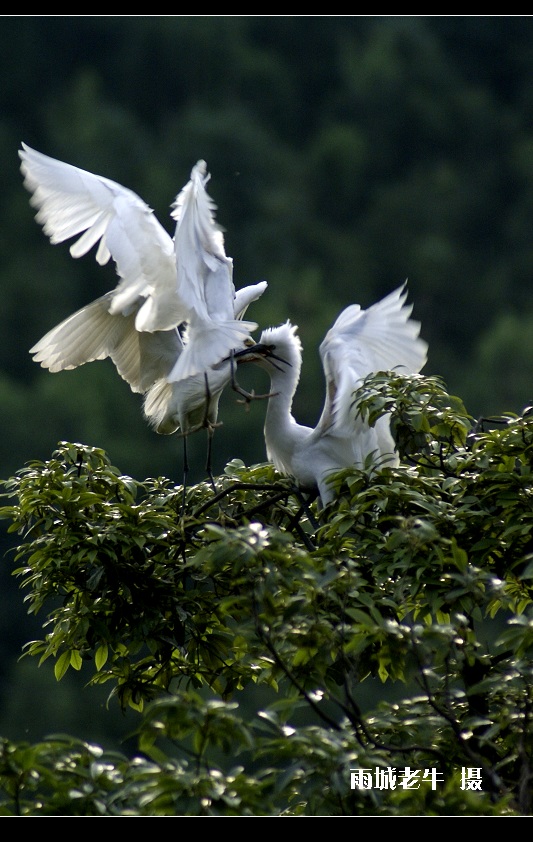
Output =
[{"x1": 1, "y1": 15, "x2": 533, "y2": 747}]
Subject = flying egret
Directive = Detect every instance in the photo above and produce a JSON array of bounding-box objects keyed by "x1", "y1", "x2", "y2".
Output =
[
  {"x1": 234, "y1": 284, "x2": 428, "y2": 508},
  {"x1": 141, "y1": 279, "x2": 269, "y2": 492},
  {"x1": 20, "y1": 144, "x2": 268, "y2": 488}
]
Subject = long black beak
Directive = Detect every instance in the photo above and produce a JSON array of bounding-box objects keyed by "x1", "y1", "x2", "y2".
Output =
[{"x1": 230, "y1": 343, "x2": 290, "y2": 372}]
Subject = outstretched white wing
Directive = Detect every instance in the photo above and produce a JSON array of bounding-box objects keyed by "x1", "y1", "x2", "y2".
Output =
[
  {"x1": 22, "y1": 146, "x2": 266, "y2": 393},
  {"x1": 167, "y1": 161, "x2": 257, "y2": 382},
  {"x1": 19, "y1": 143, "x2": 186, "y2": 332},
  {"x1": 29, "y1": 291, "x2": 183, "y2": 394},
  {"x1": 316, "y1": 284, "x2": 428, "y2": 436}
]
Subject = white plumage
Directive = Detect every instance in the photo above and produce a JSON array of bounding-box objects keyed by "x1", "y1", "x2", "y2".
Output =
[
  {"x1": 20, "y1": 145, "x2": 267, "y2": 474},
  {"x1": 236, "y1": 284, "x2": 428, "y2": 507},
  {"x1": 142, "y1": 280, "x2": 267, "y2": 438}
]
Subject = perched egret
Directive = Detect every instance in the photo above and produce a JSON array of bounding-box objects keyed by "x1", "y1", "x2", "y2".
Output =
[
  {"x1": 20, "y1": 144, "x2": 268, "y2": 488},
  {"x1": 235, "y1": 284, "x2": 428, "y2": 508}
]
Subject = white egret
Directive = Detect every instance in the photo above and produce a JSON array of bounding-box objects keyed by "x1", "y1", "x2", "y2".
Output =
[
  {"x1": 235, "y1": 284, "x2": 428, "y2": 508},
  {"x1": 141, "y1": 279, "x2": 269, "y2": 491},
  {"x1": 20, "y1": 144, "x2": 268, "y2": 488}
]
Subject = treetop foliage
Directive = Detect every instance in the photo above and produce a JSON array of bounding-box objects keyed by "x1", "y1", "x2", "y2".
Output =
[{"x1": 1, "y1": 372, "x2": 532, "y2": 814}]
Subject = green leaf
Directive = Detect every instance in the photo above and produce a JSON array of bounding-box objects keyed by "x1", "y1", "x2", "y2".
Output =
[
  {"x1": 70, "y1": 650, "x2": 83, "y2": 671},
  {"x1": 54, "y1": 651, "x2": 71, "y2": 681},
  {"x1": 95, "y1": 644, "x2": 109, "y2": 671}
]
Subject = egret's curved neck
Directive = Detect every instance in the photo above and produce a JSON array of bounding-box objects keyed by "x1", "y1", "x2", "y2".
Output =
[{"x1": 262, "y1": 339, "x2": 303, "y2": 441}]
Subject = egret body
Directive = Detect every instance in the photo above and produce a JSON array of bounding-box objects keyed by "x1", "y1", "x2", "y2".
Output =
[
  {"x1": 237, "y1": 285, "x2": 428, "y2": 508},
  {"x1": 19, "y1": 144, "x2": 267, "y2": 488}
]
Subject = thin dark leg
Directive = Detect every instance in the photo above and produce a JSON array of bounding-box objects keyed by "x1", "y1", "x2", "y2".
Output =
[
  {"x1": 203, "y1": 372, "x2": 212, "y2": 421},
  {"x1": 182, "y1": 434, "x2": 189, "y2": 510},
  {"x1": 205, "y1": 426, "x2": 216, "y2": 493},
  {"x1": 202, "y1": 373, "x2": 217, "y2": 494}
]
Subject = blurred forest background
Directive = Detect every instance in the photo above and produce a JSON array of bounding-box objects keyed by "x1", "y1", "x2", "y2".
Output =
[{"x1": 1, "y1": 14, "x2": 533, "y2": 751}]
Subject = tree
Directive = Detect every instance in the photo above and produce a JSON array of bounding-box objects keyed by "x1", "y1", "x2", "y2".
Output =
[{"x1": 0, "y1": 372, "x2": 532, "y2": 816}]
